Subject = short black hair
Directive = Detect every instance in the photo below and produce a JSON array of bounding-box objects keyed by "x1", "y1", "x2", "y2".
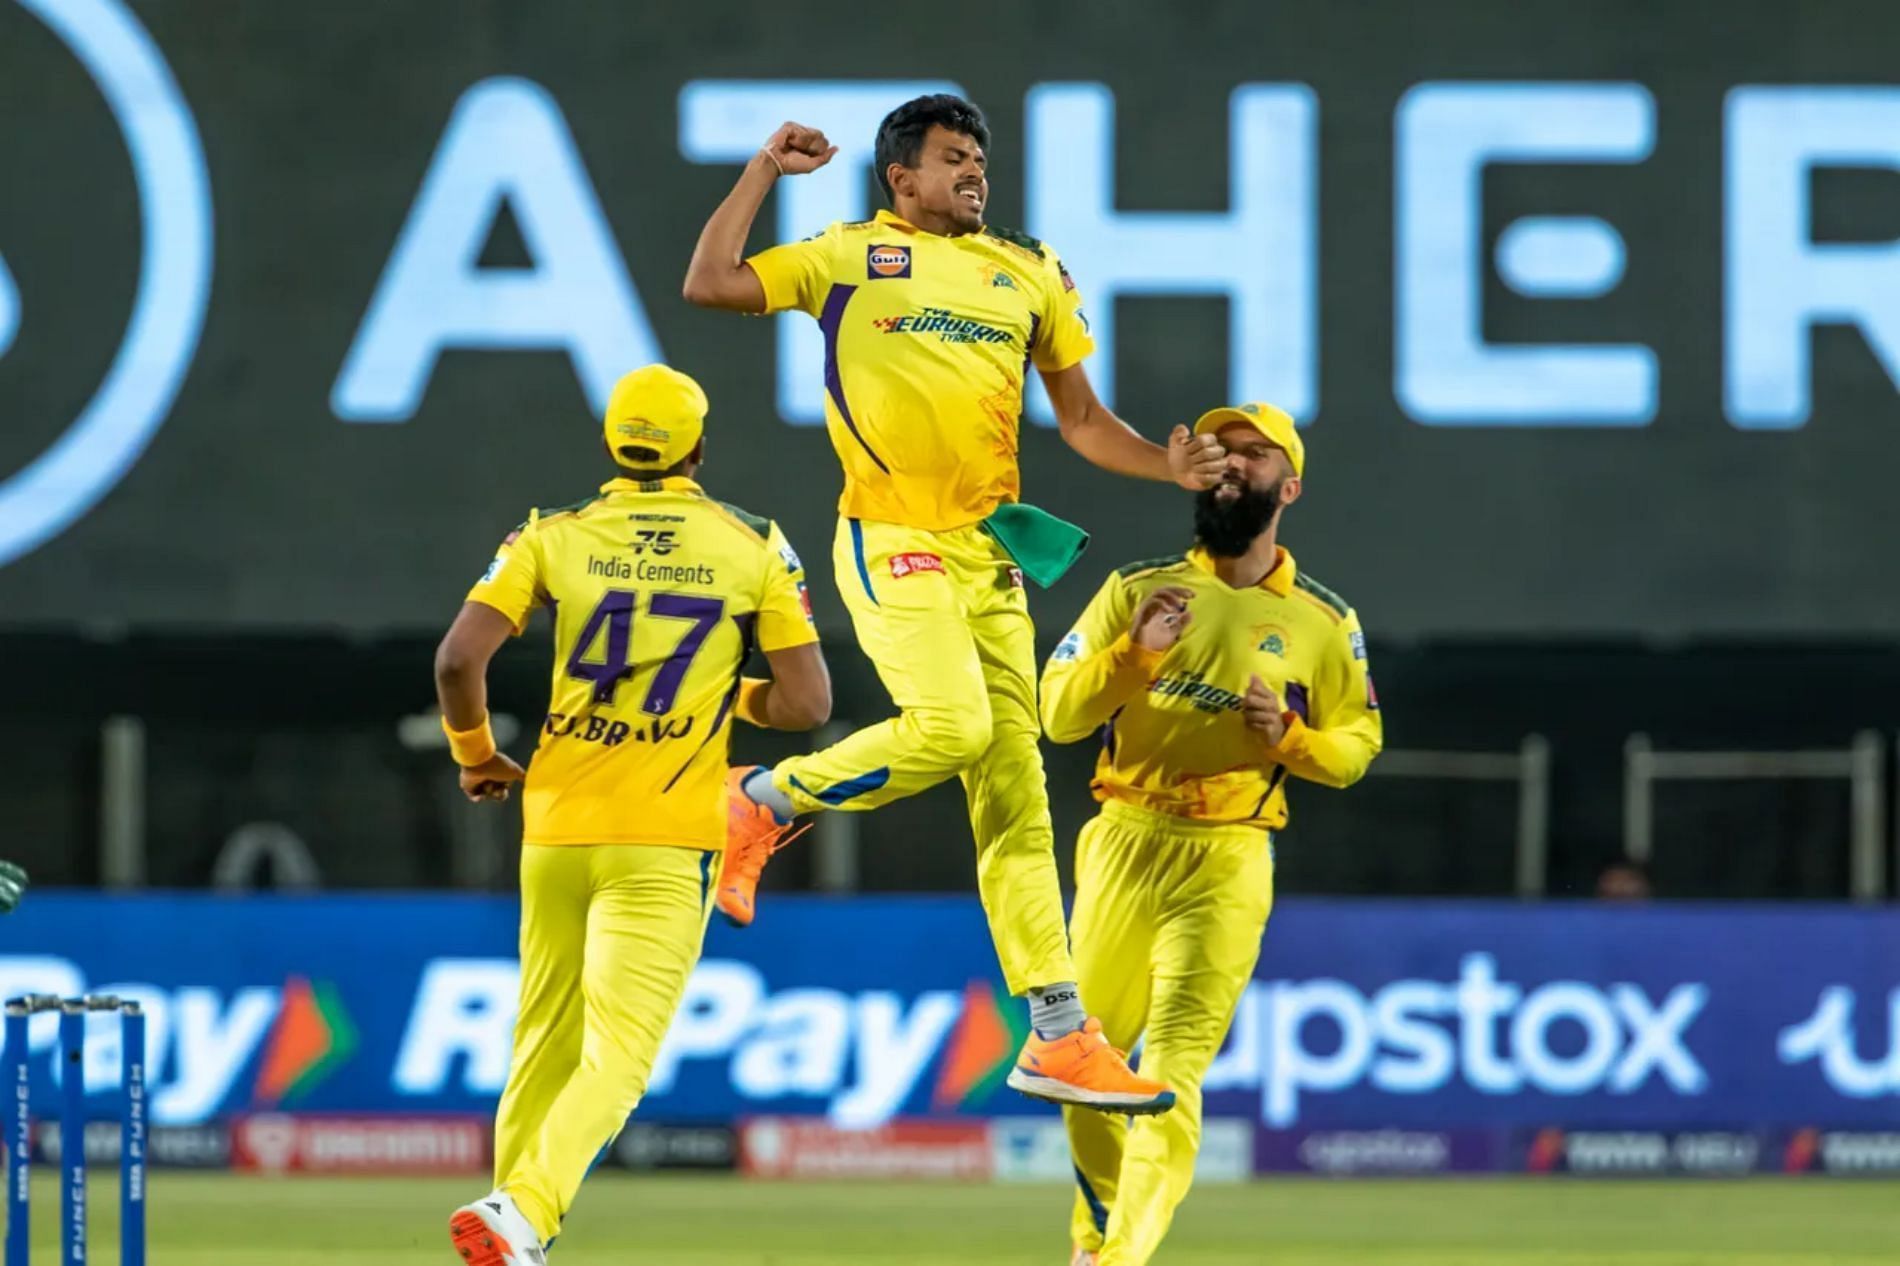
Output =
[
  {"x1": 608, "y1": 443, "x2": 697, "y2": 480},
  {"x1": 873, "y1": 94, "x2": 990, "y2": 203}
]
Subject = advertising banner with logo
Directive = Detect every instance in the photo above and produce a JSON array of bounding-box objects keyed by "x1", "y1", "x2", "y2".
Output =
[
  {"x1": 4, "y1": 0, "x2": 1900, "y2": 638},
  {"x1": 1254, "y1": 1128, "x2": 1506, "y2": 1176},
  {"x1": 739, "y1": 1119, "x2": 993, "y2": 1181},
  {"x1": 992, "y1": 1119, "x2": 1253, "y2": 1185},
  {"x1": 2, "y1": 895, "x2": 1897, "y2": 1143}
]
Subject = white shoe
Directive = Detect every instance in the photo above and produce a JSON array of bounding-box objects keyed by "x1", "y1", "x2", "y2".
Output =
[
  {"x1": 1071, "y1": 1249, "x2": 1099, "y2": 1266},
  {"x1": 449, "y1": 1190, "x2": 548, "y2": 1265}
]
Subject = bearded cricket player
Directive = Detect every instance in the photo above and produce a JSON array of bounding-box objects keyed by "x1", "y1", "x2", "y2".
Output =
[{"x1": 1041, "y1": 403, "x2": 1383, "y2": 1265}]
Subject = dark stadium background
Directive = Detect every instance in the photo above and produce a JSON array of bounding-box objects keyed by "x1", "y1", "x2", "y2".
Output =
[
  {"x1": 5, "y1": 7, "x2": 1900, "y2": 1258},
  {"x1": 4, "y1": 0, "x2": 1897, "y2": 900}
]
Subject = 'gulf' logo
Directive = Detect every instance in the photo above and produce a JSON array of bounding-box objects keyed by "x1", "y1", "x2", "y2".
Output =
[{"x1": 867, "y1": 245, "x2": 911, "y2": 278}]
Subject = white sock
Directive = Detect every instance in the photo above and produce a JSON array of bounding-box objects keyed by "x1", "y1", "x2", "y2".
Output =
[
  {"x1": 741, "y1": 768, "x2": 796, "y2": 823},
  {"x1": 1028, "y1": 982, "x2": 1086, "y2": 1038}
]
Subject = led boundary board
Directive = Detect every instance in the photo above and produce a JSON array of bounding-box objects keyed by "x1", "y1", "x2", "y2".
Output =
[
  {"x1": 2, "y1": 0, "x2": 1898, "y2": 636},
  {"x1": 1, "y1": 893, "x2": 1897, "y2": 1132}
]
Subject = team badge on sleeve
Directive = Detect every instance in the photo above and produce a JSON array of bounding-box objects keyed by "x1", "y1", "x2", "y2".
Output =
[
  {"x1": 479, "y1": 528, "x2": 521, "y2": 582},
  {"x1": 1053, "y1": 630, "x2": 1085, "y2": 662},
  {"x1": 1349, "y1": 630, "x2": 1367, "y2": 660},
  {"x1": 779, "y1": 542, "x2": 803, "y2": 573}
]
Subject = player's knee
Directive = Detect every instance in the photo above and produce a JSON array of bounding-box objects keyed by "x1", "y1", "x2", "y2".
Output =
[{"x1": 915, "y1": 702, "x2": 993, "y2": 767}]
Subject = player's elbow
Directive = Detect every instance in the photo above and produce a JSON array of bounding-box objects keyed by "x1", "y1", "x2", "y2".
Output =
[
  {"x1": 681, "y1": 267, "x2": 753, "y2": 311},
  {"x1": 763, "y1": 645, "x2": 832, "y2": 730},
  {"x1": 433, "y1": 636, "x2": 478, "y2": 689},
  {"x1": 1333, "y1": 744, "x2": 1382, "y2": 789},
  {"x1": 679, "y1": 256, "x2": 732, "y2": 308},
  {"x1": 1052, "y1": 403, "x2": 1093, "y2": 450},
  {"x1": 1039, "y1": 702, "x2": 1091, "y2": 745},
  {"x1": 777, "y1": 680, "x2": 832, "y2": 731},
  {"x1": 680, "y1": 270, "x2": 719, "y2": 308}
]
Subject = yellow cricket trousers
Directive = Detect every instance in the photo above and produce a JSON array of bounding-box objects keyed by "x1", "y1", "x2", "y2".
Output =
[
  {"x1": 1065, "y1": 800, "x2": 1275, "y2": 1265},
  {"x1": 492, "y1": 842, "x2": 716, "y2": 1242},
  {"x1": 772, "y1": 517, "x2": 1075, "y2": 996}
]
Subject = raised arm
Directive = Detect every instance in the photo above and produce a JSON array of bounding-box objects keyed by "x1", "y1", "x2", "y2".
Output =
[
  {"x1": 681, "y1": 122, "x2": 836, "y2": 312},
  {"x1": 1041, "y1": 578, "x2": 1189, "y2": 743},
  {"x1": 1040, "y1": 362, "x2": 1225, "y2": 491}
]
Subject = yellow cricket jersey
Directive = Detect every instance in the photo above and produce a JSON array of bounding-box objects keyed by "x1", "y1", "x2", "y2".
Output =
[
  {"x1": 1041, "y1": 547, "x2": 1383, "y2": 829},
  {"x1": 466, "y1": 476, "x2": 817, "y2": 849},
  {"x1": 746, "y1": 209, "x2": 1095, "y2": 531}
]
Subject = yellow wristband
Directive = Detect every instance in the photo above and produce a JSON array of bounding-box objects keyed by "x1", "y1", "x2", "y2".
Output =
[
  {"x1": 442, "y1": 714, "x2": 497, "y2": 767},
  {"x1": 736, "y1": 678, "x2": 772, "y2": 727}
]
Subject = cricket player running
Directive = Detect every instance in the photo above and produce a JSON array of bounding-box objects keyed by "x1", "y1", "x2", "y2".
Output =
[
  {"x1": 683, "y1": 93, "x2": 1224, "y2": 1112},
  {"x1": 434, "y1": 365, "x2": 829, "y2": 1266},
  {"x1": 1042, "y1": 403, "x2": 1383, "y2": 1265}
]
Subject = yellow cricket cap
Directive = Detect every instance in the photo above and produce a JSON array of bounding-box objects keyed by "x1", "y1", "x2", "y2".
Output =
[
  {"x1": 603, "y1": 364, "x2": 708, "y2": 470},
  {"x1": 1192, "y1": 401, "x2": 1304, "y2": 477}
]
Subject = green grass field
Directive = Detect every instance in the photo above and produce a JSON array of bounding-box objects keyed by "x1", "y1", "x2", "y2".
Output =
[{"x1": 15, "y1": 1172, "x2": 1900, "y2": 1264}]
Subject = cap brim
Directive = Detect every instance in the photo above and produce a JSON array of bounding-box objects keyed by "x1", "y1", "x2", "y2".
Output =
[{"x1": 1193, "y1": 407, "x2": 1269, "y2": 439}]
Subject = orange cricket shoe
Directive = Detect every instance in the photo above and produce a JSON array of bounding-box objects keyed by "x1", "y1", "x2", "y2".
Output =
[
  {"x1": 448, "y1": 1191, "x2": 546, "y2": 1266},
  {"x1": 1006, "y1": 1017, "x2": 1176, "y2": 1115},
  {"x1": 716, "y1": 766, "x2": 807, "y2": 928}
]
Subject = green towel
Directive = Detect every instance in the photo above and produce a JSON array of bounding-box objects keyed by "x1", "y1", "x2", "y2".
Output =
[{"x1": 980, "y1": 502, "x2": 1091, "y2": 589}]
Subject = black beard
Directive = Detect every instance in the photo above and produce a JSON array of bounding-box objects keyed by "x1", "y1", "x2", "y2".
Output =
[{"x1": 1193, "y1": 481, "x2": 1282, "y2": 557}]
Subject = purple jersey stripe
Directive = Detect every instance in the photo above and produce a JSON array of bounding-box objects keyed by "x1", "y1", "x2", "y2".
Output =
[
  {"x1": 1252, "y1": 764, "x2": 1290, "y2": 819},
  {"x1": 818, "y1": 284, "x2": 890, "y2": 474}
]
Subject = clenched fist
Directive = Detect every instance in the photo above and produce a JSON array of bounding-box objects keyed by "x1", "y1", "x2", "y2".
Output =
[
  {"x1": 760, "y1": 122, "x2": 839, "y2": 176},
  {"x1": 1242, "y1": 674, "x2": 1291, "y2": 747},
  {"x1": 460, "y1": 751, "x2": 526, "y2": 803},
  {"x1": 1167, "y1": 425, "x2": 1226, "y2": 491}
]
